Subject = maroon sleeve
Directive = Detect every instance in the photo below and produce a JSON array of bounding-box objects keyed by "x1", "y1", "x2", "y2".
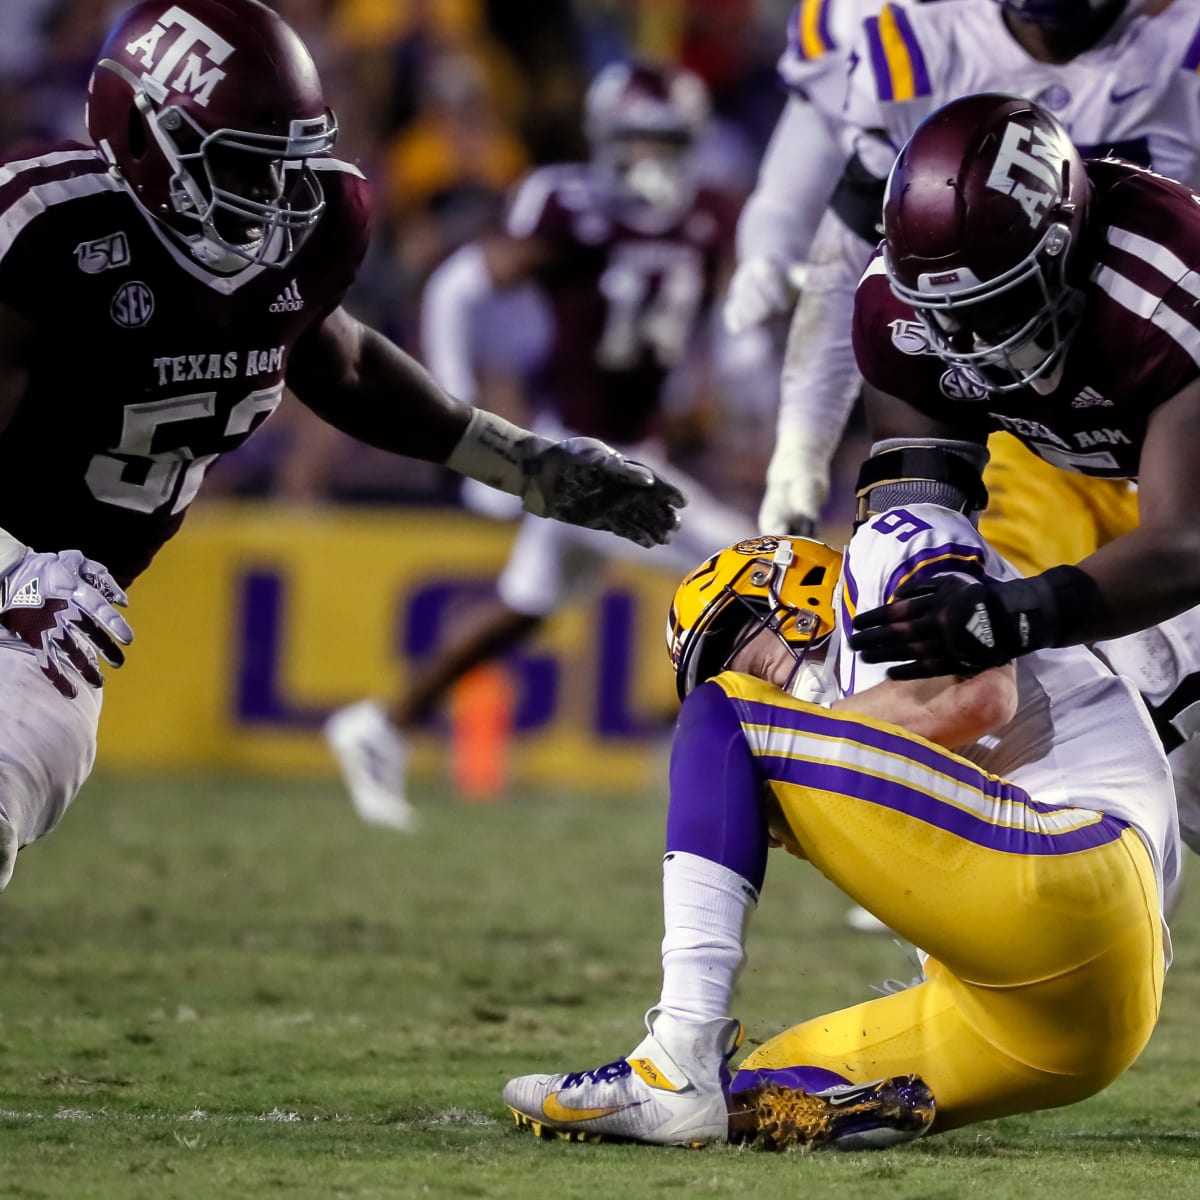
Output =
[
  {"x1": 295, "y1": 161, "x2": 372, "y2": 330},
  {"x1": 0, "y1": 144, "x2": 110, "y2": 324},
  {"x1": 852, "y1": 260, "x2": 995, "y2": 431}
]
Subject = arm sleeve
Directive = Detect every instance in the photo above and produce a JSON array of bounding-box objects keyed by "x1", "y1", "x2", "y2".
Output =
[
  {"x1": 775, "y1": 208, "x2": 875, "y2": 457},
  {"x1": 419, "y1": 243, "x2": 496, "y2": 406},
  {"x1": 734, "y1": 96, "x2": 847, "y2": 266}
]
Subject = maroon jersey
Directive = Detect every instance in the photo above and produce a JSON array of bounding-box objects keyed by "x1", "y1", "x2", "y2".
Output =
[
  {"x1": 0, "y1": 144, "x2": 370, "y2": 584},
  {"x1": 852, "y1": 160, "x2": 1200, "y2": 480},
  {"x1": 505, "y1": 164, "x2": 734, "y2": 445}
]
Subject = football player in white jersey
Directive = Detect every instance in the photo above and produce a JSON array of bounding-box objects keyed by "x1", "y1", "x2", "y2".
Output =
[
  {"x1": 498, "y1": 442, "x2": 1178, "y2": 1149},
  {"x1": 759, "y1": 0, "x2": 1200, "y2": 538}
]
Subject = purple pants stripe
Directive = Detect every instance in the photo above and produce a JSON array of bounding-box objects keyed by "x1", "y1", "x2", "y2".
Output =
[
  {"x1": 755, "y1": 753, "x2": 1126, "y2": 856},
  {"x1": 733, "y1": 698, "x2": 1049, "y2": 808}
]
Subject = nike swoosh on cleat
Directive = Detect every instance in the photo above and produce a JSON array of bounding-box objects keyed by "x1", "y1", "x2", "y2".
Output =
[{"x1": 540, "y1": 1092, "x2": 628, "y2": 1123}]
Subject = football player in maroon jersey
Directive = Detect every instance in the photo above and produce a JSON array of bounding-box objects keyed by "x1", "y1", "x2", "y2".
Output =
[
  {"x1": 0, "y1": 0, "x2": 687, "y2": 891},
  {"x1": 325, "y1": 62, "x2": 751, "y2": 831},
  {"x1": 843, "y1": 94, "x2": 1200, "y2": 702}
]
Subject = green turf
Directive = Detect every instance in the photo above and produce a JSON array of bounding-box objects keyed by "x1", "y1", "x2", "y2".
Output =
[{"x1": 0, "y1": 771, "x2": 1197, "y2": 1199}]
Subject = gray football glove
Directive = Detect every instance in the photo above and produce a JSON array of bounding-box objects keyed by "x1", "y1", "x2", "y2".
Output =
[{"x1": 520, "y1": 436, "x2": 686, "y2": 548}]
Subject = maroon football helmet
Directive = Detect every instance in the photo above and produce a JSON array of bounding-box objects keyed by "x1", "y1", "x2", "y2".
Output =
[
  {"x1": 86, "y1": 0, "x2": 337, "y2": 272},
  {"x1": 882, "y1": 93, "x2": 1090, "y2": 394},
  {"x1": 584, "y1": 61, "x2": 709, "y2": 230}
]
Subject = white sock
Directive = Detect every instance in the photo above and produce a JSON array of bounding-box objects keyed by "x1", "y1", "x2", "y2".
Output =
[{"x1": 657, "y1": 851, "x2": 758, "y2": 1024}]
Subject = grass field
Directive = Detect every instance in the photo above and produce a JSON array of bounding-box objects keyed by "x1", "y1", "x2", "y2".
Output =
[{"x1": 1, "y1": 771, "x2": 1198, "y2": 1199}]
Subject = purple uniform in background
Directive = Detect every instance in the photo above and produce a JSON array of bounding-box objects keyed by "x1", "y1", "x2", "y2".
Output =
[
  {"x1": 0, "y1": 145, "x2": 370, "y2": 585},
  {"x1": 852, "y1": 160, "x2": 1200, "y2": 480},
  {"x1": 504, "y1": 164, "x2": 735, "y2": 446}
]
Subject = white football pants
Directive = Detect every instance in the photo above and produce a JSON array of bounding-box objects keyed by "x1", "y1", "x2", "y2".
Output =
[{"x1": 0, "y1": 635, "x2": 100, "y2": 892}]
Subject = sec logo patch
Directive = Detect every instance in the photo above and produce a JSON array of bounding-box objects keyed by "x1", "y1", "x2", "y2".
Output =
[{"x1": 111, "y1": 281, "x2": 154, "y2": 328}]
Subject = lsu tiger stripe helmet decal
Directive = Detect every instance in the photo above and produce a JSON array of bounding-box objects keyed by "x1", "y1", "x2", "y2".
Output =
[{"x1": 666, "y1": 536, "x2": 842, "y2": 700}]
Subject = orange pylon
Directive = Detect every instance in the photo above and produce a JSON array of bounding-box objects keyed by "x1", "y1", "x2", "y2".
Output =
[{"x1": 449, "y1": 663, "x2": 515, "y2": 801}]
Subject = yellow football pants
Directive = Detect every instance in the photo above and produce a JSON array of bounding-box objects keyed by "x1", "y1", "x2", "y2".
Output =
[
  {"x1": 978, "y1": 433, "x2": 1139, "y2": 576},
  {"x1": 716, "y1": 675, "x2": 1165, "y2": 1132}
]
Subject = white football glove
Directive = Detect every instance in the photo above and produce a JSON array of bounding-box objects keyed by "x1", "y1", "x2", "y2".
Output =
[
  {"x1": 723, "y1": 257, "x2": 808, "y2": 335},
  {"x1": 757, "y1": 428, "x2": 836, "y2": 537},
  {"x1": 446, "y1": 410, "x2": 687, "y2": 548},
  {"x1": 0, "y1": 547, "x2": 133, "y2": 699}
]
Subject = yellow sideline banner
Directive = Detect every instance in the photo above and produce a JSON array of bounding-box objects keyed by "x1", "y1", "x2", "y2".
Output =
[{"x1": 97, "y1": 502, "x2": 682, "y2": 791}]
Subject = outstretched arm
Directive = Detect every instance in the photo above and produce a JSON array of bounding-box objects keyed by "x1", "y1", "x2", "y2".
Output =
[{"x1": 286, "y1": 305, "x2": 686, "y2": 547}]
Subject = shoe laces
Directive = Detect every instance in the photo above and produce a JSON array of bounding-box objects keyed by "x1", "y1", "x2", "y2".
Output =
[
  {"x1": 561, "y1": 1058, "x2": 632, "y2": 1089},
  {"x1": 869, "y1": 940, "x2": 926, "y2": 997}
]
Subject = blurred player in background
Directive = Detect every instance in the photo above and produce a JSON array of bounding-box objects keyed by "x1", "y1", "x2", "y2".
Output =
[
  {"x1": 501, "y1": 445, "x2": 1178, "y2": 1149},
  {"x1": 0, "y1": 0, "x2": 689, "y2": 892},
  {"x1": 325, "y1": 62, "x2": 752, "y2": 832}
]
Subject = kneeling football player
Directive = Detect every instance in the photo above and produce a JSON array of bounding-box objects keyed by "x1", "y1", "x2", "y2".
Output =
[{"x1": 501, "y1": 441, "x2": 1179, "y2": 1149}]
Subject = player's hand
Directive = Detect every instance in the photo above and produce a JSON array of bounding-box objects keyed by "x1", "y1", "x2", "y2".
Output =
[
  {"x1": 723, "y1": 257, "x2": 805, "y2": 335},
  {"x1": 757, "y1": 428, "x2": 832, "y2": 537},
  {"x1": 520, "y1": 436, "x2": 687, "y2": 547},
  {"x1": 0, "y1": 548, "x2": 133, "y2": 698},
  {"x1": 849, "y1": 577, "x2": 1020, "y2": 679}
]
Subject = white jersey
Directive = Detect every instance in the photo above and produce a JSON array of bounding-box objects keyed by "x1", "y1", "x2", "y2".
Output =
[
  {"x1": 842, "y1": 0, "x2": 1200, "y2": 187},
  {"x1": 778, "y1": 0, "x2": 888, "y2": 122},
  {"x1": 833, "y1": 503, "x2": 1182, "y2": 912}
]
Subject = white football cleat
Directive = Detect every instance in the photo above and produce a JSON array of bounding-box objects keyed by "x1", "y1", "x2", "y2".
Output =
[
  {"x1": 323, "y1": 700, "x2": 417, "y2": 833},
  {"x1": 503, "y1": 1008, "x2": 744, "y2": 1146}
]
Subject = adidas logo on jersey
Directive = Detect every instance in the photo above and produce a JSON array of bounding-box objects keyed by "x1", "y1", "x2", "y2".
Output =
[
  {"x1": 1071, "y1": 386, "x2": 1112, "y2": 408},
  {"x1": 965, "y1": 603, "x2": 995, "y2": 649},
  {"x1": 8, "y1": 578, "x2": 43, "y2": 608},
  {"x1": 269, "y1": 281, "x2": 304, "y2": 313}
]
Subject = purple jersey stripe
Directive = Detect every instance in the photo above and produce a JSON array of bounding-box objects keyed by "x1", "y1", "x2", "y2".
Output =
[
  {"x1": 817, "y1": 0, "x2": 834, "y2": 53},
  {"x1": 787, "y1": 2, "x2": 805, "y2": 57},
  {"x1": 882, "y1": 542, "x2": 987, "y2": 605},
  {"x1": 842, "y1": 557, "x2": 860, "y2": 614},
  {"x1": 755, "y1": 754, "x2": 1127, "y2": 855},
  {"x1": 731, "y1": 697, "x2": 1062, "y2": 809},
  {"x1": 1184, "y1": 23, "x2": 1200, "y2": 71},
  {"x1": 864, "y1": 17, "x2": 894, "y2": 102},
  {"x1": 788, "y1": 0, "x2": 835, "y2": 61},
  {"x1": 889, "y1": 5, "x2": 932, "y2": 97}
]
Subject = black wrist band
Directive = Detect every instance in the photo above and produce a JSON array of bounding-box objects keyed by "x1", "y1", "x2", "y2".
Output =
[{"x1": 998, "y1": 564, "x2": 1105, "y2": 650}]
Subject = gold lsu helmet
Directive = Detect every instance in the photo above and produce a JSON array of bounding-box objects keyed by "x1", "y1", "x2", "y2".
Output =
[{"x1": 665, "y1": 535, "x2": 843, "y2": 700}]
